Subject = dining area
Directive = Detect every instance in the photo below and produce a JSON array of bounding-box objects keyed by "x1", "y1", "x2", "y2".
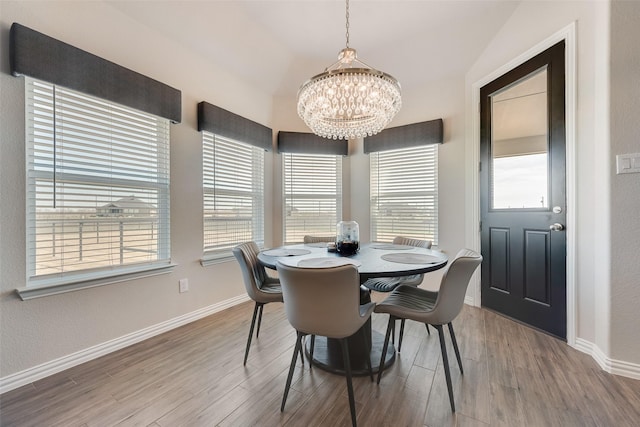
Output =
[
  {"x1": 232, "y1": 222, "x2": 484, "y2": 426},
  {"x1": 208, "y1": 217, "x2": 635, "y2": 427},
  {"x1": 223, "y1": 234, "x2": 639, "y2": 426}
]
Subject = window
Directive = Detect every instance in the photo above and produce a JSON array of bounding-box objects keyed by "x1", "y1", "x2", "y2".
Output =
[
  {"x1": 283, "y1": 153, "x2": 342, "y2": 243},
  {"x1": 370, "y1": 145, "x2": 438, "y2": 244},
  {"x1": 26, "y1": 78, "x2": 171, "y2": 289},
  {"x1": 202, "y1": 132, "x2": 264, "y2": 259}
]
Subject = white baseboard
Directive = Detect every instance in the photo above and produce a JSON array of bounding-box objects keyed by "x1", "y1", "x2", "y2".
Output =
[
  {"x1": 0, "y1": 294, "x2": 250, "y2": 395},
  {"x1": 4, "y1": 295, "x2": 638, "y2": 395},
  {"x1": 574, "y1": 338, "x2": 640, "y2": 380}
]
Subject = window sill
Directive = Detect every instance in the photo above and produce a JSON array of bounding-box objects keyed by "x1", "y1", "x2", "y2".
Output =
[
  {"x1": 200, "y1": 253, "x2": 234, "y2": 267},
  {"x1": 16, "y1": 263, "x2": 177, "y2": 300}
]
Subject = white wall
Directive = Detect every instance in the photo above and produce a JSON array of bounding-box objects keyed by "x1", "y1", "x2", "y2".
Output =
[
  {"x1": 0, "y1": 0, "x2": 276, "y2": 380},
  {"x1": 609, "y1": 0, "x2": 640, "y2": 365}
]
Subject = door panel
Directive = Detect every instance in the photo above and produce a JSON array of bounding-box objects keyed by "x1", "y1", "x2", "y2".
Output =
[
  {"x1": 489, "y1": 228, "x2": 510, "y2": 292},
  {"x1": 480, "y1": 41, "x2": 566, "y2": 339},
  {"x1": 523, "y1": 229, "x2": 550, "y2": 304}
]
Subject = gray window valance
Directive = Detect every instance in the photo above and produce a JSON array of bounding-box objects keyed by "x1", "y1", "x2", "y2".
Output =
[
  {"x1": 363, "y1": 119, "x2": 443, "y2": 154},
  {"x1": 198, "y1": 102, "x2": 272, "y2": 151},
  {"x1": 10, "y1": 23, "x2": 182, "y2": 123},
  {"x1": 277, "y1": 131, "x2": 348, "y2": 156}
]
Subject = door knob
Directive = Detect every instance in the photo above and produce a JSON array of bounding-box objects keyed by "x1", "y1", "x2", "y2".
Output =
[{"x1": 549, "y1": 223, "x2": 565, "y2": 231}]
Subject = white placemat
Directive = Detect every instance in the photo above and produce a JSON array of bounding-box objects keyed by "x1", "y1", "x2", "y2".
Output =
[
  {"x1": 261, "y1": 248, "x2": 311, "y2": 257},
  {"x1": 381, "y1": 253, "x2": 442, "y2": 265},
  {"x1": 304, "y1": 242, "x2": 332, "y2": 248},
  {"x1": 278, "y1": 257, "x2": 361, "y2": 268},
  {"x1": 370, "y1": 243, "x2": 413, "y2": 250}
]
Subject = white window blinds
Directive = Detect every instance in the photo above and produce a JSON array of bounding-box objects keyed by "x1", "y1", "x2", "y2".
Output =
[
  {"x1": 283, "y1": 153, "x2": 342, "y2": 244},
  {"x1": 370, "y1": 145, "x2": 438, "y2": 245},
  {"x1": 26, "y1": 78, "x2": 171, "y2": 286},
  {"x1": 203, "y1": 132, "x2": 264, "y2": 256}
]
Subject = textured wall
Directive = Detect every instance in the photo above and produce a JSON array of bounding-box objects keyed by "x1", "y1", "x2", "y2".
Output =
[{"x1": 609, "y1": 0, "x2": 640, "y2": 364}]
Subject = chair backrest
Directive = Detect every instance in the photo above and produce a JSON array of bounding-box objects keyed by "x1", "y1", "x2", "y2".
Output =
[
  {"x1": 430, "y1": 249, "x2": 482, "y2": 324},
  {"x1": 303, "y1": 235, "x2": 336, "y2": 244},
  {"x1": 393, "y1": 236, "x2": 432, "y2": 249},
  {"x1": 232, "y1": 241, "x2": 269, "y2": 301},
  {"x1": 276, "y1": 262, "x2": 373, "y2": 339}
]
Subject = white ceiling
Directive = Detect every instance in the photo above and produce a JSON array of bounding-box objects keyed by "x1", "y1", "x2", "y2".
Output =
[{"x1": 107, "y1": 0, "x2": 520, "y2": 98}]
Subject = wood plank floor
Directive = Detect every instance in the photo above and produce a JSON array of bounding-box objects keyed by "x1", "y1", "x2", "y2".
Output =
[{"x1": 2, "y1": 295, "x2": 639, "y2": 427}]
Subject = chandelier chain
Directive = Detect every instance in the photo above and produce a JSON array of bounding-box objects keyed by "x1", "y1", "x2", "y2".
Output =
[{"x1": 345, "y1": 0, "x2": 350, "y2": 48}]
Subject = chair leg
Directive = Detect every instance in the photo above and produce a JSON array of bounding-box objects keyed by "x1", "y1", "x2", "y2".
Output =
[
  {"x1": 391, "y1": 322, "x2": 396, "y2": 345},
  {"x1": 435, "y1": 324, "x2": 456, "y2": 412},
  {"x1": 256, "y1": 303, "x2": 264, "y2": 338},
  {"x1": 360, "y1": 329, "x2": 373, "y2": 382},
  {"x1": 281, "y1": 331, "x2": 303, "y2": 412},
  {"x1": 398, "y1": 319, "x2": 406, "y2": 352},
  {"x1": 299, "y1": 337, "x2": 305, "y2": 365},
  {"x1": 340, "y1": 338, "x2": 358, "y2": 427},
  {"x1": 244, "y1": 302, "x2": 260, "y2": 365},
  {"x1": 426, "y1": 324, "x2": 431, "y2": 335},
  {"x1": 309, "y1": 335, "x2": 316, "y2": 369},
  {"x1": 447, "y1": 322, "x2": 464, "y2": 374},
  {"x1": 377, "y1": 316, "x2": 395, "y2": 384}
]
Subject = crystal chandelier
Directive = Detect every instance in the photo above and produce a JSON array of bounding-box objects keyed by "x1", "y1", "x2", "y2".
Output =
[{"x1": 297, "y1": 0, "x2": 401, "y2": 140}]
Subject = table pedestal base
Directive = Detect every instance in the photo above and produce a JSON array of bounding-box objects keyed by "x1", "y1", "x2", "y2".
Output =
[{"x1": 304, "y1": 331, "x2": 395, "y2": 376}]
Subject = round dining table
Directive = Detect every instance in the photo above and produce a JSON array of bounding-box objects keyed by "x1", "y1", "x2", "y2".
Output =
[{"x1": 258, "y1": 242, "x2": 448, "y2": 376}]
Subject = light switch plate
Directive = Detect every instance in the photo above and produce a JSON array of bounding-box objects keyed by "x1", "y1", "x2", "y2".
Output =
[{"x1": 616, "y1": 153, "x2": 640, "y2": 174}]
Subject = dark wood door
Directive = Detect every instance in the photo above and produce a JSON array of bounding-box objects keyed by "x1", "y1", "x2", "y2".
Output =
[{"x1": 480, "y1": 41, "x2": 566, "y2": 339}]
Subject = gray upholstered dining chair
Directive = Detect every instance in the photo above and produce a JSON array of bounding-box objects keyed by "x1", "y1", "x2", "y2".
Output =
[
  {"x1": 363, "y1": 236, "x2": 433, "y2": 351},
  {"x1": 303, "y1": 235, "x2": 336, "y2": 244},
  {"x1": 374, "y1": 249, "x2": 482, "y2": 412},
  {"x1": 276, "y1": 262, "x2": 375, "y2": 427},
  {"x1": 232, "y1": 241, "x2": 284, "y2": 365}
]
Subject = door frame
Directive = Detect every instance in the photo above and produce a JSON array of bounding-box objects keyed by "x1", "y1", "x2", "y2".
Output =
[{"x1": 466, "y1": 22, "x2": 577, "y2": 346}]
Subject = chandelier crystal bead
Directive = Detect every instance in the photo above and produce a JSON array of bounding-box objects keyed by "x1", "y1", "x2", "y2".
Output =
[{"x1": 296, "y1": 2, "x2": 401, "y2": 140}]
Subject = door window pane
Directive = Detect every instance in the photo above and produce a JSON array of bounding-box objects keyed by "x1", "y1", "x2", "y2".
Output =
[{"x1": 491, "y1": 68, "x2": 548, "y2": 209}]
